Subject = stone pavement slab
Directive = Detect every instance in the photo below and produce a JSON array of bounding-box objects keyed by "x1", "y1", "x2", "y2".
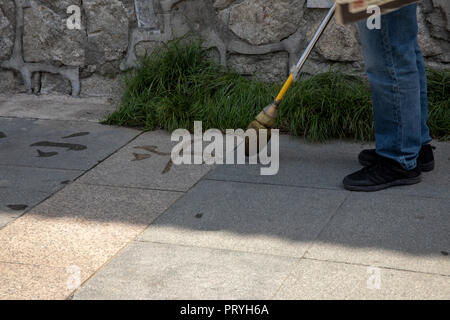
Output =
[
  {"x1": 0, "y1": 164, "x2": 81, "y2": 228},
  {"x1": 305, "y1": 193, "x2": 450, "y2": 275},
  {"x1": 0, "y1": 262, "x2": 75, "y2": 300},
  {"x1": 139, "y1": 179, "x2": 347, "y2": 257},
  {"x1": 73, "y1": 241, "x2": 298, "y2": 300},
  {"x1": 79, "y1": 130, "x2": 213, "y2": 192},
  {"x1": 0, "y1": 164, "x2": 82, "y2": 192},
  {"x1": 0, "y1": 188, "x2": 48, "y2": 229},
  {"x1": 0, "y1": 117, "x2": 139, "y2": 170},
  {"x1": 207, "y1": 136, "x2": 450, "y2": 199},
  {"x1": 0, "y1": 211, "x2": 22, "y2": 230},
  {"x1": 1, "y1": 113, "x2": 448, "y2": 300},
  {"x1": 0, "y1": 94, "x2": 116, "y2": 122},
  {"x1": 0, "y1": 183, "x2": 182, "y2": 272},
  {"x1": 207, "y1": 136, "x2": 371, "y2": 190},
  {"x1": 274, "y1": 258, "x2": 450, "y2": 300},
  {"x1": 376, "y1": 142, "x2": 450, "y2": 199}
]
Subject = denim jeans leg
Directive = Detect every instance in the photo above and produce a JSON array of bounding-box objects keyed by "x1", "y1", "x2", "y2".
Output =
[
  {"x1": 357, "y1": 4, "x2": 423, "y2": 170},
  {"x1": 415, "y1": 40, "x2": 432, "y2": 145}
]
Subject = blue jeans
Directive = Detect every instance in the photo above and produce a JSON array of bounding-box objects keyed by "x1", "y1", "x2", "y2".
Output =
[{"x1": 357, "y1": 3, "x2": 432, "y2": 170}]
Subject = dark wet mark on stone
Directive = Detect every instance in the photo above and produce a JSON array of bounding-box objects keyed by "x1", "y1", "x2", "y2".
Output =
[
  {"x1": 195, "y1": 213, "x2": 203, "y2": 219},
  {"x1": 30, "y1": 141, "x2": 87, "y2": 151},
  {"x1": 162, "y1": 159, "x2": 173, "y2": 174},
  {"x1": 7, "y1": 204, "x2": 28, "y2": 211},
  {"x1": 132, "y1": 153, "x2": 151, "y2": 161},
  {"x1": 62, "y1": 132, "x2": 90, "y2": 139},
  {"x1": 135, "y1": 145, "x2": 170, "y2": 156},
  {"x1": 441, "y1": 251, "x2": 448, "y2": 256},
  {"x1": 61, "y1": 180, "x2": 71, "y2": 185},
  {"x1": 37, "y1": 149, "x2": 58, "y2": 158},
  {"x1": 132, "y1": 146, "x2": 172, "y2": 172},
  {"x1": 0, "y1": 131, "x2": 6, "y2": 139}
]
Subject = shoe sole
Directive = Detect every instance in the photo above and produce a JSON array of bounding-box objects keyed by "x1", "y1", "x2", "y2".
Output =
[
  {"x1": 420, "y1": 161, "x2": 435, "y2": 172},
  {"x1": 359, "y1": 159, "x2": 435, "y2": 173},
  {"x1": 343, "y1": 176, "x2": 422, "y2": 192}
]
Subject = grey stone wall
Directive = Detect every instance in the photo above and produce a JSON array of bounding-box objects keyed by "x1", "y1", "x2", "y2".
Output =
[{"x1": 0, "y1": 0, "x2": 449, "y2": 97}]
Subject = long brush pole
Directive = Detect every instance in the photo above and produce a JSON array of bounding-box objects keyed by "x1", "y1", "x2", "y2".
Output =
[{"x1": 249, "y1": 4, "x2": 336, "y2": 132}]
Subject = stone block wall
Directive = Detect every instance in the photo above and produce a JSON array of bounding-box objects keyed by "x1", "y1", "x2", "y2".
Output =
[{"x1": 0, "y1": 0, "x2": 449, "y2": 97}]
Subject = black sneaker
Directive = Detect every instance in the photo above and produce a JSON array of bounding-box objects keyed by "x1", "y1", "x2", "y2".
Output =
[
  {"x1": 343, "y1": 155, "x2": 422, "y2": 192},
  {"x1": 359, "y1": 145, "x2": 435, "y2": 172}
]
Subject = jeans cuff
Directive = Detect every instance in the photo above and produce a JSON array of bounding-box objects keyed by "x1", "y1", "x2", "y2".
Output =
[{"x1": 400, "y1": 158, "x2": 418, "y2": 171}]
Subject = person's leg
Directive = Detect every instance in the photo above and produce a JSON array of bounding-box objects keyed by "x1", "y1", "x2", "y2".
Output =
[
  {"x1": 355, "y1": 5, "x2": 435, "y2": 172},
  {"x1": 415, "y1": 40, "x2": 432, "y2": 146},
  {"x1": 357, "y1": 3, "x2": 422, "y2": 170},
  {"x1": 343, "y1": 4, "x2": 425, "y2": 192}
]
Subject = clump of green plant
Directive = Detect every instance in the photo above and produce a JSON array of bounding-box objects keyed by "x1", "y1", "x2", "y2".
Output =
[
  {"x1": 104, "y1": 40, "x2": 273, "y2": 132},
  {"x1": 427, "y1": 69, "x2": 450, "y2": 140},
  {"x1": 279, "y1": 73, "x2": 373, "y2": 141},
  {"x1": 104, "y1": 40, "x2": 449, "y2": 142}
]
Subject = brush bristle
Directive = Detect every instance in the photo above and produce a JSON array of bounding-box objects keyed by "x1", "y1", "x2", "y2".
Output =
[{"x1": 245, "y1": 120, "x2": 272, "y2": 157}]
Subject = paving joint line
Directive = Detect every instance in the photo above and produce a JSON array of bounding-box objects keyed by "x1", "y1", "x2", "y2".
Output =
[
  {"x1": 134, "y1": 239, "x2": 304, "y2": 260},
  {"x1": 204, "y1": 177, "x2": 450, "y2": 201},
  {"x1": 0, "y1": 163, "x2": 86, "y2": 172},
  {"x1": 134, "y1": 166, "x2": 217, "y2": 228},
  {"x1": 301, "y1": 257, "x2": 450, "y2": 278},
  {"x1": 270, "y1": 194, "x2": 350, "y2": 299},
  {"x1": 61, "y1": 131, "x2": 144, "y2": 185},
  {"x1": 76, "y1": 182, "x2": 187, "y2": 194},
  {"x1": 204, "y1": 177, "x2": 342, "y2": 192},
  {"x1": 0, "y1": 115, "x2": 112, "y2": 123},
  {"x1": 67, "y1": 193, "x2": 188, "y2": 299},
  {"x1": 0, "y1": 183, "x2": 83, "y2": 230},
  {"x1": 68, "y1": 161, "x2": 214, "y2": 299},
  {"x1": 0, "y1": 260, "x2": 66, "y2": 269}
]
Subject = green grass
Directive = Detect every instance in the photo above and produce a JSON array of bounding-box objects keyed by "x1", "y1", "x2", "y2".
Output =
[
  {"x1": 427, "y1": 69, "x2": 450, "y2": 140},
  {"x1": 104, "y1": 40, "x2": 449, "y2": 142}
]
